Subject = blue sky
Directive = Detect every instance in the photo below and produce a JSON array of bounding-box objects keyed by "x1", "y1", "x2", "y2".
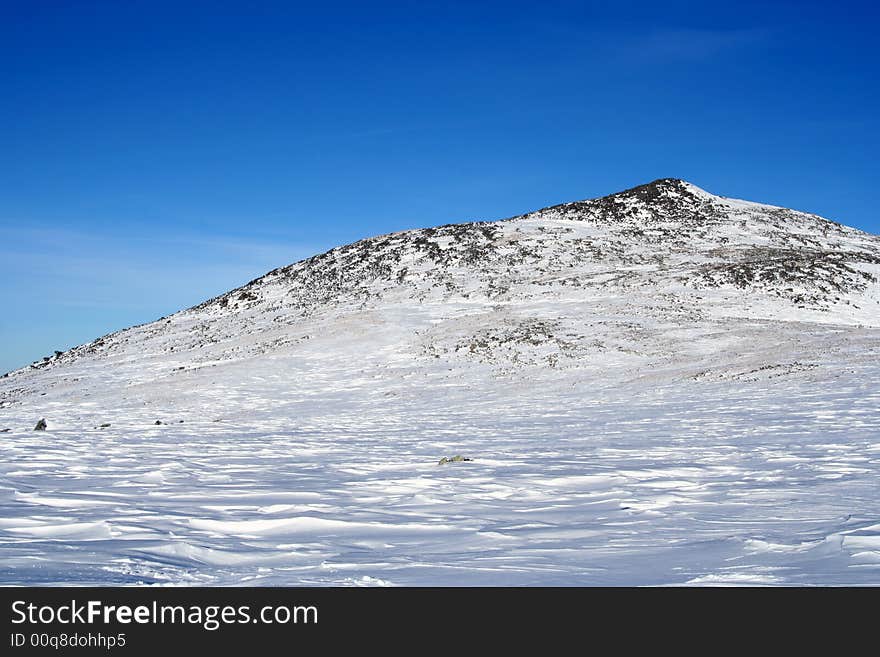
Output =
[{"x1": 1, "y1": 1, "x2": 878, "y2": 373}]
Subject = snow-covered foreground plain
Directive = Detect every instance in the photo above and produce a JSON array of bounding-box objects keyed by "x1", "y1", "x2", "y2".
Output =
[
  {"x1": 2, "y1": 325, "x2": 879, "y2": 586},
  {"x1": 1, "y1": 179, "x2": 879, "y2": 585}
]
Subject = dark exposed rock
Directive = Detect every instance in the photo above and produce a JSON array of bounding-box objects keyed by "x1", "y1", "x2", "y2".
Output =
[
  {"x1": 438, "y1": 455, "x2": 473, "y2": 465},
  {"x1": 694, "y1": 248, "x2": 880, "y2": 306},
  {"x1": 34, "y1": 419, "x2": 47, "y2": 431}
]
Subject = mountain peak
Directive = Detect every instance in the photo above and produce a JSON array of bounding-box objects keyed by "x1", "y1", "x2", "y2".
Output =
[
  {"x1": 626, "y1": 177, "x2": 691, "y2": 191},
  {"x1": 602, "y1": 177, "x2": 713, "y2": 203},
  {"x1": 520, "y1": 177, "x2": 720, "y2": 226}
]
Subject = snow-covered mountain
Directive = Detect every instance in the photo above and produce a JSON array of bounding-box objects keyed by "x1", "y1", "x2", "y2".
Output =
[{"x1": 2, "y1": 179, "x2": 879, "y2": 586}]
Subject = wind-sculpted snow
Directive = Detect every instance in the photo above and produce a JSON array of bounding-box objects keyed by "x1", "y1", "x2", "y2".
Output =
[
  {"x1": 1, "y1": 357, "x2": 879, "y2": 586},
  {"x1": 1, "y1": 179, "x2": 879, "y2": 585}
]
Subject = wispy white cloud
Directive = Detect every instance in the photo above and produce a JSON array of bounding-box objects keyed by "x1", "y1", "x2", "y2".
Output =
[
  {"x1": 0, "y1": 222, "x2": 335, "y2": 370},
  {"x1": 0, "y1": 223, "x2": 328, "y2": 311},
  {"x1": 603, "y1": 27, "x2": 772, "y2": 63}
]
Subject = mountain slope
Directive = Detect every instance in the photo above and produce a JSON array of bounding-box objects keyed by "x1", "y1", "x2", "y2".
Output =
[{"x1": 1, "y1": 179, "x2": 879, "y2": 586}]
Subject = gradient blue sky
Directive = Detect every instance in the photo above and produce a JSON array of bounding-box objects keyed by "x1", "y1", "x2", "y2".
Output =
[{"x1": 2, "y1": 1, "x2": 878, "y2": 373}]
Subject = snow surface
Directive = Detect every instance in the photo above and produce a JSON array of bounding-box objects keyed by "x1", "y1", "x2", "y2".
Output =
[{"x1": 1, "y1": 179, "x2": 879, "y2": 586}]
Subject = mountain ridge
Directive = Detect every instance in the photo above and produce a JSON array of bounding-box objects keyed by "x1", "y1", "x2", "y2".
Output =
[{"x1": 201, "y1": 177, "x2": 879, "y2": 315}]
